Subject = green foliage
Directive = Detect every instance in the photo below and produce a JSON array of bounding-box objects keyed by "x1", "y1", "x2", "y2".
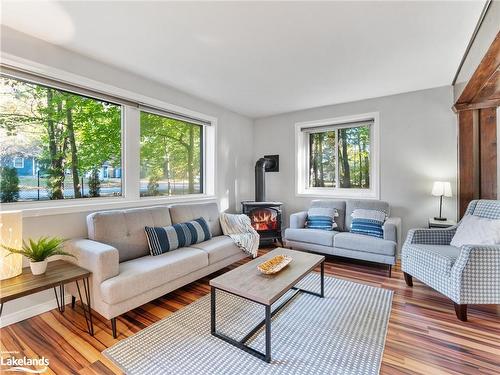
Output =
[
  {"x1": 309, "y1": 125, "x2": 370, "y2": 189},
  {"x1": 140, "y1": 112, "x2": 202, "y2": 195},
  {"x1": 0, "y1": 78, "x2": 121, "y2": 200},
  {"x1": 146, "y1": 171, "x2": 161, "y2": 196},
  {"x1": 0, "y1": 166, "x2": 20, "y2": 202},
  {"x1": 88, "y1": 169, "x2": 101, "y2": 197},
  {"x1": 1, "y1": 237, "x2": 74, "y2": 262}
]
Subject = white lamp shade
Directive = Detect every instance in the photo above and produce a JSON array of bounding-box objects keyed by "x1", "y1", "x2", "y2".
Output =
[
  {"x1": 431, "y1": 181, "x2": 452, "y2": 197},
  {"x1": 0, "y1": 211, "x2": 23, "y2": 280}
]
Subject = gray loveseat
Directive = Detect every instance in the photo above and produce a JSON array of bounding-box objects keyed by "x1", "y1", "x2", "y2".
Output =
[
  {"x1": 284, "y1": 199, "x2": 401, "y2": 275},
  {"x1": 65, "y1": 202, "x2": 248, "y2": 338}
]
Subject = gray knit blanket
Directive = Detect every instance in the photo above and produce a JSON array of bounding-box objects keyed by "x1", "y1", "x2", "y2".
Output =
[{"x1": 219, "y1": 213, "x2": 259, "y2": 258}]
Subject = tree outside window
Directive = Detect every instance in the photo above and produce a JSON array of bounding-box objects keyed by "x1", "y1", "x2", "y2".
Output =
[
  {"x1": 140, "y1": 112, "x2": 202, "y2": 197},
  {"x1": 0, "y1": 76, "x2": 122, "y2": 202},
  {"x1": 308, "y1": 124, "x2": 370, "y2": 189}
]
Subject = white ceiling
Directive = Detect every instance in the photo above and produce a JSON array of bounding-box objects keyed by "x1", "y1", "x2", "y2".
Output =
[{"x1": 1, "y1": 1, "x2": 485, "y2": 118}]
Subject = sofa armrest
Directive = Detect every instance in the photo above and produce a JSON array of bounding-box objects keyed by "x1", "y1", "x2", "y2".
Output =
[
  {"x1": 451, "y1": 244, "x2": 500, "y2": 304},
  {"x1": 405, "y1": 226, "x2": 457, "y2": 246},
  {"x1": 64, "y1": 239, "x2": 119, "y2": 283},
  {"x1": 383, "y1": 217, "x2": 401, "y2": 244},
  {"x1": 290, "y1": 211, "x2": 308, "y2": 229}
]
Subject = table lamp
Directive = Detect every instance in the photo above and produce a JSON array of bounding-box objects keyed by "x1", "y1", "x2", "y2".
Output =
[
  {"x1": 431, "y1": 181, "x2": 452, "y2": 221},
  {"x1": 0, "y1": 211, "x2": 23, "y2": 280}
]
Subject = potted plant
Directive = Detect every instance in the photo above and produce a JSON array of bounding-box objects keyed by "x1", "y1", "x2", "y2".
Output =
[{"x1": 1, "y1": 237, "x2": 74, "y2": 275}]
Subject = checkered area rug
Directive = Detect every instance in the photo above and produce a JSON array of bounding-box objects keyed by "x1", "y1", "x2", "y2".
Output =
[{"x1": 104, "y1": 274, "x2": 393, "y2": 375}]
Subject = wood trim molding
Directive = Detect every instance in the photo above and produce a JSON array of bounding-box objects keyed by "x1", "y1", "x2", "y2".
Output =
[
  {"x1": 454, "y1": 32, "x2": 500, "y2": 112},
  {"x1": 479, "y1": 107, "x2": 497, "y2": 200}
]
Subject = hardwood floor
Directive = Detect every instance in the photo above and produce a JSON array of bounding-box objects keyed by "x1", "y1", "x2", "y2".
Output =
[{"x1": 1, "y1": 249, "x2": 499, "y2": 374}]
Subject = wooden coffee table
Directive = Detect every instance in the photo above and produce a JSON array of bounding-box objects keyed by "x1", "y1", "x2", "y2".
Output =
[{"x1": 210, "y1": 248, "x2": 325, "y2": 362}]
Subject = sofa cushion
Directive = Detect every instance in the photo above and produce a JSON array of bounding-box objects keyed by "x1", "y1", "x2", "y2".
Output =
[
  {"x1": 402, "y1": 244, "x2": 461, "y2": 274},
  {"x1": 351, "y1": 209, "x2": 386, "y2": 238},
  {"x1": 169, "y1": 202, "x2": 222, "y2": 236},
  {"x1": 310, "y1": 200, "x2": 347, "y2": 231},
  {"x1": 306, "y1": 207, "x2": 338, "y2": 230},
  {"x1": 87, "y1": 206, "x2": 171, "y2": 262},
  {"x1": 345, "y1": 200, "x2": 390, "y2": 230},
  {"x1": 284, "y1": 228, "x2": 338, "y2": 247},
  {"x1": 100, "y1": 247, "x2": 208, "y2": 305},
  {"x1": 334, "y1": 232, "x2": 396, "y2": 256},
  {"x1": 191, "y1": 235, "x2": 242, "y2": 264},
  {"x1": 145, "y1": 217, "x2": 212, "y2": 255}
]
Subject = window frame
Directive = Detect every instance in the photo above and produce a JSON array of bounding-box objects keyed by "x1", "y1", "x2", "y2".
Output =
[
  {"x1": 12, "y1": 157, "x2": 24, "y2": 169},
  {"x1": 295, "y1": 112, "x2": 380, "y2": 199},
  {"x1": 1, "y1": 55, "x2": 217, "y2": 217}
]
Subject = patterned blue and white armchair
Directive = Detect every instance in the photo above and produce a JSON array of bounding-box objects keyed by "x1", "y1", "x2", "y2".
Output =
[{"x1": 402, "y1": 200, "x2": 500, "y2": 321}]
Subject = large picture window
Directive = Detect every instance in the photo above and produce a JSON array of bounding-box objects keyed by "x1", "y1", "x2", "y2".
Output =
[
  {"x1": 296, "y1": 114, "x2": 378, "y2": 198},
  {"x1": 140, "y1": 111, "x2": 203, "y2": 197},
  {"x1": 0, "y1": 76, "x2": 122, "y2": 203}
]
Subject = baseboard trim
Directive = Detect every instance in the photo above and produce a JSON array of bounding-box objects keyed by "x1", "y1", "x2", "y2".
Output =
[{"x1": 0, "y1": 294, "x2": 74, "y2": 328}]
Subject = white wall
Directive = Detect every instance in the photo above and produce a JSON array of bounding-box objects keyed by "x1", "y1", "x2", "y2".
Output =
[
  {"x1": 253, "y1": 86, "x2": 458, "y2": 237},
  {"x1": 0, "y1": 27, "x2": 255, "y2": 323}
]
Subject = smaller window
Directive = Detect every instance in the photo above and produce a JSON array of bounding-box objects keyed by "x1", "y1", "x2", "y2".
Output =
[
  {"x1": 140, "y1": 111, "x2": 204, "y2": 197},
  {"x1": 13, "y1": 157, "x2": 24, "y2": 169},
  {"x1": 296, "y1": 113, "x2": 379, "y2": 199}
]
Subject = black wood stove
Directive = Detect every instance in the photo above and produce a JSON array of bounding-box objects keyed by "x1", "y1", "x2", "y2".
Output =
[{"x1": 242, "y1": 155, "x2": 283, "y2": 245}]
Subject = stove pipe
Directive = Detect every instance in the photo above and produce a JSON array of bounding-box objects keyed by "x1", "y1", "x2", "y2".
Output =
[{"x1": 255, "y1": 157, "x2": 275, "y2": 202}]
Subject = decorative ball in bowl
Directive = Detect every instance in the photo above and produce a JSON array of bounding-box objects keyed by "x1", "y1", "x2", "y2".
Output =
[{"x1": 257, "y1": 254, "x2": 293, "y2": 274}]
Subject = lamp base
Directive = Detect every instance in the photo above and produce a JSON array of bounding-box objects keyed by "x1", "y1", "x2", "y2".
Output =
[{"x1": 434, "y1": 216, "x2": 447, "y2": 221}]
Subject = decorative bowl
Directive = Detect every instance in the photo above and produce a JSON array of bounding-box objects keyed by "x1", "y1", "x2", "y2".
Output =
[{"x1": 257, "y1": 254, "x2": 293, "y2": 274}]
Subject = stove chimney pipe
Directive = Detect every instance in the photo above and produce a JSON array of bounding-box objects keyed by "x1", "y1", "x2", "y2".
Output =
[{"x1": 255, "y1": 157, "x2": 275, "y2": 202}]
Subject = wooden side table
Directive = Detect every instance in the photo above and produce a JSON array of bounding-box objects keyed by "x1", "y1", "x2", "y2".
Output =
[
  {"x1": 428, "y1": 218, "x2": 457, "y2": 229},
  {"x1": 0, "y1": 260, "x2": 94, "y2": 335}
]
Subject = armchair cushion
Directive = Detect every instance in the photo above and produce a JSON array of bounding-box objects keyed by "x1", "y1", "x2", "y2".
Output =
[
  {"x1": 403, "y1": 244, "x2": 461, "y2": 274},
  {"x1": 450, "y1": 214, "x2": 500, "y2": 247}
]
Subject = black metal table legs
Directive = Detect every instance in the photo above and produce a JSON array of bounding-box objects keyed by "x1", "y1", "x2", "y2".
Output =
[
  {"x1": 75, "y1": 277, "x2": 94, "y2": 336},
  {"x1": 210, "y1": 262, "x2": 324, "y2": 363},
  {"x1": 56, "y1": 277, "x2": 94, "y2": 336},
  {"x1": 211, "y1": 287, "x2": 273, "y2": 363},
  {"x1": 53, "y1": 283, "x2": 65, "y2": 312}
]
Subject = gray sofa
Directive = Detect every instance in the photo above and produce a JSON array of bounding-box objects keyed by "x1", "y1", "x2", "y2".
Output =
[
  {"x1": 284, "y1": 199, "x2": 401, "y2": 274},
  {"x1": 65, "y1": 202, "x2": 248, "y2": 338}
]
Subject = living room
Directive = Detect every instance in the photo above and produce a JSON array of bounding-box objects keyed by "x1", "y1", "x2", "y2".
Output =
[{"x1": 0, "y1": 1, "x2": 499, "y2": 374}]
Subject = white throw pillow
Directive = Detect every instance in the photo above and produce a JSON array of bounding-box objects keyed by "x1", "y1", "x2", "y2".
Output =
[{"x1": 450, "y1": 214, "x2": 500, "y2": 247}]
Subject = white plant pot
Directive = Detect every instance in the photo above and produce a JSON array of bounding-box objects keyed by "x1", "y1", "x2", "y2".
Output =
[{"x1": 30, "y1": 260, "x2": 48, "y2": 275}]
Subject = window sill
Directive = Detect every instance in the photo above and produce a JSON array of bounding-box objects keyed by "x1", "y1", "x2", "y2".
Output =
[
  {"x1": 2, "y1": 194, "x2": 217, "y2": 218},
  {"x1": 296, "y1": 188, "x2": 379, "y2": 200}
]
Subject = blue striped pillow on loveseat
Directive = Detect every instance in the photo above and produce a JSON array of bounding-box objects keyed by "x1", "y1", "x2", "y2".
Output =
[
  {"x1": 350, "y1": 209, "x2": 386, "y2": 238},
  {"x1": 306, "y1": 207, "x2": 338, "y2": 230},
  {"x1": 145, "y1": 217, "x2": 212, "y2": 256}
]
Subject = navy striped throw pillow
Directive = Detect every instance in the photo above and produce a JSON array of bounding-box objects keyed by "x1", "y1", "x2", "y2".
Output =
[
  {"x1": 350, "y1": 209, "x2": 386, "y2": 238},
  {"x1": 145, "y1": 217, "x2": 212, "y2": 256},
  {"x1": 306, "y1": 207, "x2": 338, "y2": 230}
]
